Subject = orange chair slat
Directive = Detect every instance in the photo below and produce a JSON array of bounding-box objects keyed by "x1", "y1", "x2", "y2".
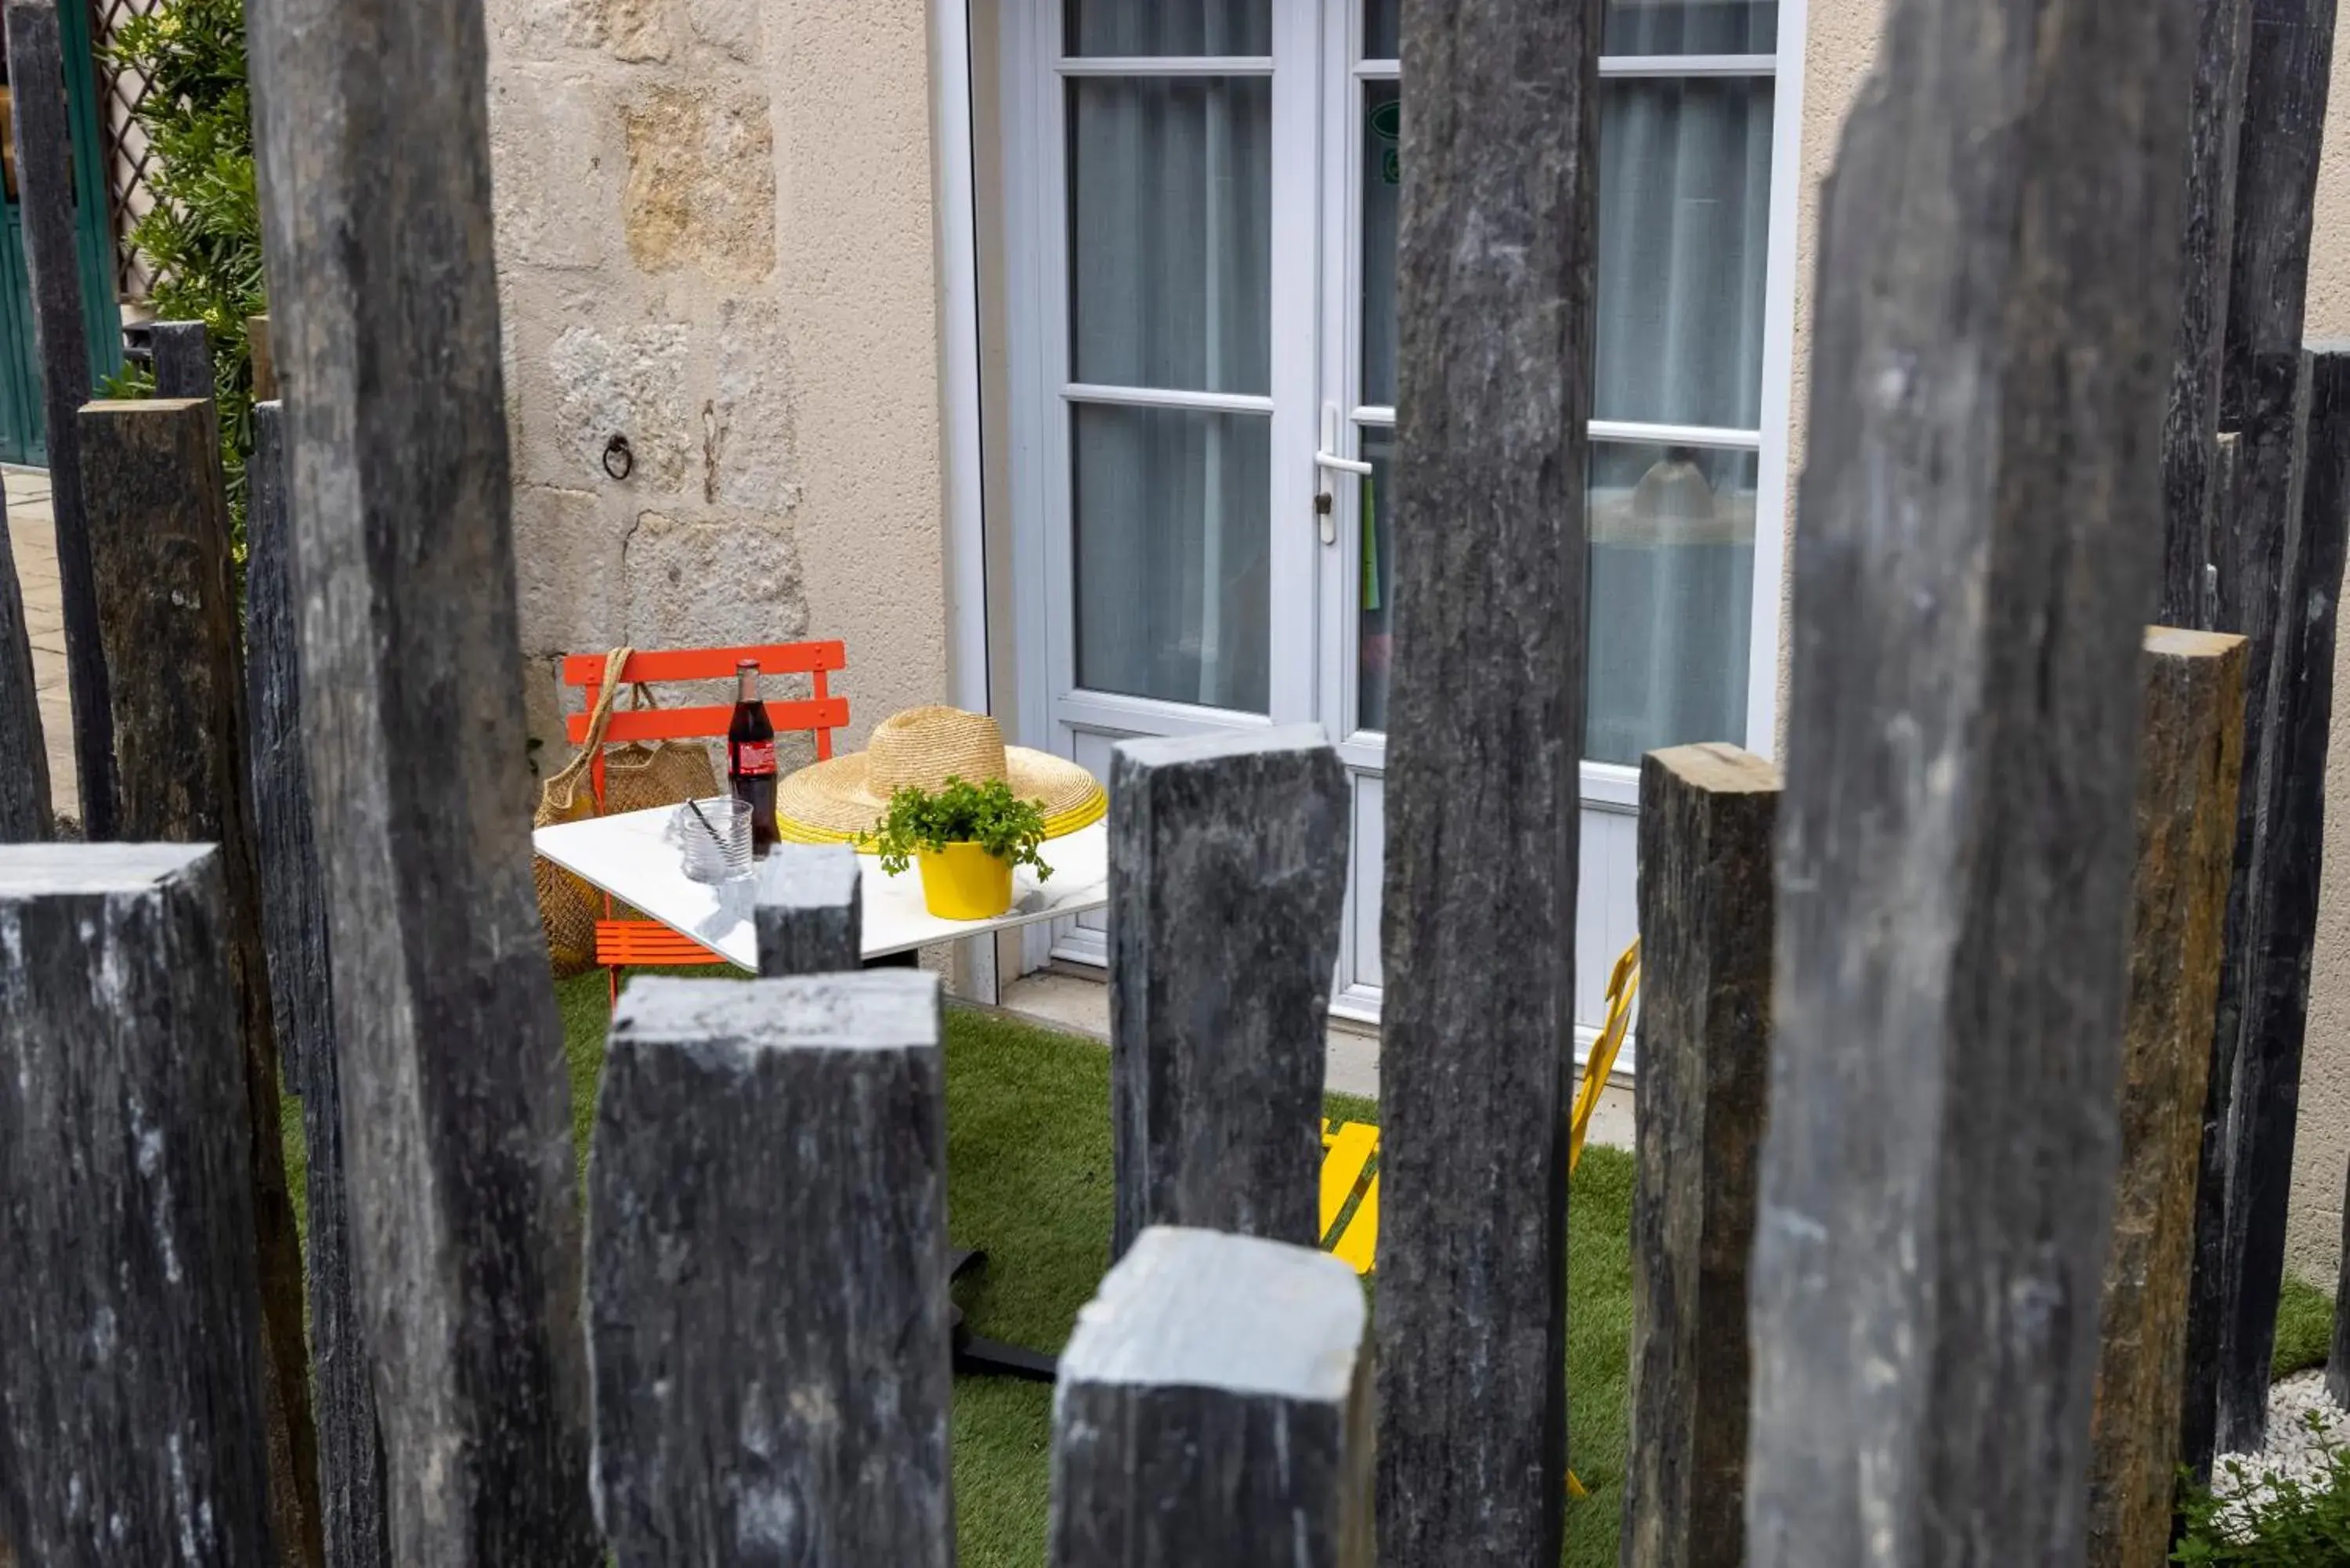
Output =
[
  {"x1": 593, "y1": 921, "x2": 728, "y2": 966},
  {"x1": 560, "y1": 641, "x2": 846, "y2": 688},
  {"x1": 813, "y1": 667, "x2": 834, "y2": 760},
  {"x1": 567, "y1": 699, "x2": 849, "y2": 747}
]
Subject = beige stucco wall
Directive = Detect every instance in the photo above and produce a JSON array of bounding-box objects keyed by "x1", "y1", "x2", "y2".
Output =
[
  {"x1": 483, "y1": 0, "x2": 950, "y2": 775},
  {"x1": 2287, "y1": 21, "x2": 2350, "y2": 1290},
  {"x1": 1791, "y1": 8, "x2": 2350, "y2": 1292}
]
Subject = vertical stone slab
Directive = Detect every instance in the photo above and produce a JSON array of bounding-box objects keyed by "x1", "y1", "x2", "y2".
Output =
[
  {"x1": 2215, "y1": 345, "x2": 2350, "y2": 1451},
  {"x1": 2189, "y1": 0, "x2": 2341, "y2": 1468},
  {"x1": 248, "y1": 314, "x2": 278, "y2": 401},
  {"x1": 754, "y1": 842, "x2": 862, "y2": 977},
  {"x1": 1624, "y1": 743, "x2": 1777, "y2": 1568},
  {"x1": 2159, "y1": 0, "x2": 2252, "y2": 628},
  {"x1": 4, "y1": 0, "x2": 111, "y2": 838},
  {"x1": 1376, "y1": 2, "x2": 1599, "y2": 1560},
  {"x1": 1050, "y1": 1226, "x2": 1372, "y2": 1568},
  {"x1": 2087, "y1": 629, "x2": 2247, "y2": 1568},
  {"x1": 1744, "y1": 0, "x2": 2196, "y2": 1563},
  {"x1": 244, "y1": 0, "x2": 601, "y2": 1550},
  {"x1": 245, "y1": 399, "x2": 390, "y2": 1568},
  {"x1": 2334, "y1": 1174, "x2": 2350, "y2": 1409},
  {"x1": 79, "y1": 396, "x2": 324, "y2": 1567},
  {"x1": 588, "y1": 974, "x2": 953, "y2": 1566},
  {"x1": 2183, "y1": 428, "x2": 2252, "y2": 1478},
  {"x1": 1108, "y1": 728, "x2": 1348, "y2": 1259},
  {"x1": 152, "y1": 320, "x2": 214, "y2": 402},
  {"x1": 0, "y1": 845, "x2": 274, "y2": 1565}
]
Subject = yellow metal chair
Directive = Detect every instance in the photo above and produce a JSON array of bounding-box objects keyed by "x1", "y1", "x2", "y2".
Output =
[
  {"x1": 1314, "y1": 940, "x2": 1643, "y2": 1501},
  {"x1": 1316, "y1": 936, "x2": 1643, "y2": 1272}
]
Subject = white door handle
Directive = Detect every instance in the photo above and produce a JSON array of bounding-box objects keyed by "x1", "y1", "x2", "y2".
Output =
[{"x1": 1316, "y1": 403, "x2": 1373, "y2": 476}]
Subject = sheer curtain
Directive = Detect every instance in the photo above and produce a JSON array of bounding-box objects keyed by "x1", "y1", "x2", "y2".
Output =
[
  {"x1": 1065, "y1": 5, "x2": 1274, "y2": 714},
  {"x1": 1584, "y1": 75, "x2": 1773, "y2": 764}
]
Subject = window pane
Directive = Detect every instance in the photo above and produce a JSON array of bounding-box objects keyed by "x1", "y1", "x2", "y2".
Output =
[
  {"x1": 1065, "y1": 0, "x2": 1270, "y2": 56},
  {"x1": 1368, "y1": 1, "x2": 1777, "y2": 60},
  {"x1": 1361, "y1": 81, "x2": 1401, "y2": 406},
  {"x1": 1586, "y1": 441, "x2": 1756, "y2": 764},
  {"x1": 1069, "y1": 78, "x2": 1272, "y2": 396},
  {"x1": 1074, "y1": 403, "x2": 1271, "y2": 713},
  {"x1": 1358, "y1": 428, "x2": 1395, "y2": 731},
  {"x1": 1595, "y1": 76, "x2": 1773, "y2": 429},
  {"x1": 1604, "y1": 1, "x2": 1777, "y2": 54}
]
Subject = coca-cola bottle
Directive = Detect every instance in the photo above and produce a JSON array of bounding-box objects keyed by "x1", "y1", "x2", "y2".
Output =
[{"x1": 728, "y1": 659, "x2": 779, "y2": 858}]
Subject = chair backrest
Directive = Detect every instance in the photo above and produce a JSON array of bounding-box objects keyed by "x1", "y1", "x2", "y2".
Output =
[{"x1": 560, "y1": 641, "x2": 851, "y2": 804}]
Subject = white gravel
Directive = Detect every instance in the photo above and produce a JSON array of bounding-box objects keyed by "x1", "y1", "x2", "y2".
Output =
[{"x1": 2208, "y1": 1369, "x2": 2350, "y2": 1537}]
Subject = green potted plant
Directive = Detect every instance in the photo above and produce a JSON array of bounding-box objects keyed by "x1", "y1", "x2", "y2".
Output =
[{"x1": 863, "y1": 775, "x2": 1052, "y2": 920}]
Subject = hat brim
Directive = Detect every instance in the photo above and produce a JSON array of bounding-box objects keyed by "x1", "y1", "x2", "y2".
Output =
[{"x1": 776, "y1": 746, "x2": 1107, "y2": 846}]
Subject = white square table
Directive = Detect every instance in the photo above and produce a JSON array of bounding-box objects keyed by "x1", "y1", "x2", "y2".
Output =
[
  {"x1": 533, "y1": 804, "x2": 1110, "y2": 969},
  {"x1": 536, "y1": 801, "x2": 1107, "y2": 1382}
]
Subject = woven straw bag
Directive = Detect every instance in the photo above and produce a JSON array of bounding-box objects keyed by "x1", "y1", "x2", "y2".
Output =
[{"x1": 533, "y1": 648, "x2": 721, "y2": 977}]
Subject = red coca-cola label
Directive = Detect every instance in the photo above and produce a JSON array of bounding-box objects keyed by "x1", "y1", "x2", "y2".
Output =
[{"x1": 733, "y1": 740, "x2": 778, "y2": 777}]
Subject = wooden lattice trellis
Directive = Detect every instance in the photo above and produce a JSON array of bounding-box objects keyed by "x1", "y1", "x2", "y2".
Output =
[{"x1": 89, "y1": 0, "x2": 159, "y2": 299}]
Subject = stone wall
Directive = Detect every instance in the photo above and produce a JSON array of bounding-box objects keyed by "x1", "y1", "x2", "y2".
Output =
[{"x1": 485, "y1": 0, "x2": 950, "y2": 779}]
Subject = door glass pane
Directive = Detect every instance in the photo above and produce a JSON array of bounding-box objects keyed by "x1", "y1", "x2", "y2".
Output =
[
  {"x1": 1595, "y1": 76, "x2": 1773, "y2": 429},
  {"x1": 1605, "y1": 1, "x2": 1777, "y2": 54},
  {"x1": 1368, "y1": 1, "x2": 1776, "y2": 63},
  {"x1": 1361, "y1": 81, "x2": 1400, "y2": 406},
  {"x1": 1358, "y1": 427, "x2": 1395, "y2": 731},
  {"x1": 1066, "y1": 0, "x2": 1271, "y2": 56},
  {"x1": 1074, "y1": 403, "x2": 1271, "y2": 714},
  {"x1": 1069, "y1": 77, "x2": 1272, "y2": 396},
  {"x1": 1586, "y1": 441, "x2": 1756, "y2": 764}
]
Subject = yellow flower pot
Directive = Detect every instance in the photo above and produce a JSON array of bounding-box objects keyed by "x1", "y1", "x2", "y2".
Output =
[{"x1": 916, "y1": 842, "x2": 1014, "y2": 920}]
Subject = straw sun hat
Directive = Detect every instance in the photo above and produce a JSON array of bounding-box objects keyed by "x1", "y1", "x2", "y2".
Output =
[{"x1": 775, "y1": 706, "x2": 1107, "y2": 847}]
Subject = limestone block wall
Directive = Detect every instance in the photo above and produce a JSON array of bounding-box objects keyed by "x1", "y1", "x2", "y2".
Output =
[{"x1": 484, "y1": 0, "x2": 950, "y2": 779}]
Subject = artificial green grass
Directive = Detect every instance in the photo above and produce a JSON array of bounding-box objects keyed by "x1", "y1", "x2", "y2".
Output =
[
  {"x1": 276, "y1": 974, "x2": 2350, "y2": 1566},
  {"x1": 551, "y1": 967, "x2": 1636, "y2": 1567}
]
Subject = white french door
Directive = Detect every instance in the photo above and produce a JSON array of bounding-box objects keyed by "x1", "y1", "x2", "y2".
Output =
[{"x1": 1000, "y1": 0, "x2": 1802, "y2": 1043}]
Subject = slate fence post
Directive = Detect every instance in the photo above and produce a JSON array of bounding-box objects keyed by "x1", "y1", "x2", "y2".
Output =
[
  {"x1": 2217, "y1": 342, "x2": 2350, "y2": 1451},
  {"x1": 588, "y1": 974, "x2": 954, "y2": 1566},
  {"x1": 1376, "y1": 2, "x2": 1601, "y2": 1559},
  {"x1": 1050, "y1": 1226, "x2": 1372, "y2": 1568},
  {"x1": 153, "y1": 320, "x2": 215, "y2": 403},
  {"x1": 245, "y1": 0, "x2": 602, "y2": 1552},
  {"x1": 1744, "y1": 2, "x2": 2196, "y2": 1563},
  {"x1": 4, "y1": 0, "x2": 112, "y2": 838},
  {"x1": 78, "y1": 396, "x2": 324, "y2": 1566},
  {"x1": 2088, "y1": 629, "x2": 2248, "y2": 1568},
  {"x1": 2190, "y1": 0, "x2": 2341, "y2": 1469},
  {"x1": 1624, "y1": 742, "x2": 1777, "y2": 1568},
  {"x1": 0, "y1": 844, "x2": 276, "y2": 1566},
  {"x1": 1108, "y1": 728, "x2": 1349, "y2": 1259},
  {"x1": 755, "y1": 841, "x2": 862, "y2": 977},
  {"x1": 245, "y1": 399, "x2": 389, "y2": 1568},
  {"x1": 2160, "y1": 0, "x2": 2253, "y2": 629}
]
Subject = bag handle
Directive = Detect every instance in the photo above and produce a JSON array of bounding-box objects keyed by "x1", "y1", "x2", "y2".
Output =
[{"x1": 543, "y1": 647, "x2": 635, "y2": 794}]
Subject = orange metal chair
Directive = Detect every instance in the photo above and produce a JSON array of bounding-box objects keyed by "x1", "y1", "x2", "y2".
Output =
[{"x1": 559, "y1": 641, "x2": 850, "y2": 1003}]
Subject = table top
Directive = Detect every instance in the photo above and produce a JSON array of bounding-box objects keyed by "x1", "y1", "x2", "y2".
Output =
[{"x1": 534, "y1": 806, "x2": 1111, "y2": 967}]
